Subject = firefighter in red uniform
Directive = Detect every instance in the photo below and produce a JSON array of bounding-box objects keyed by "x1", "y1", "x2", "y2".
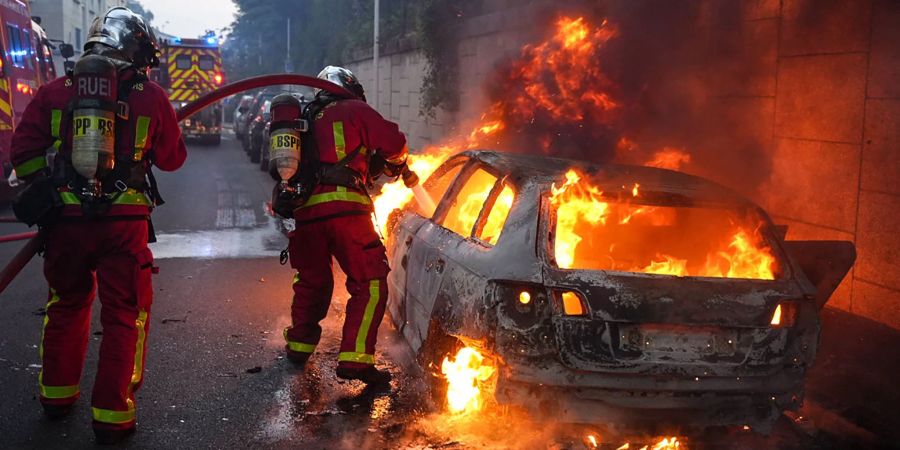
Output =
[
  {"x1": 280, "y1": 66, "x2": 408, "y2": 385},
  {"x1": 9, "y1": 7, "x2": 186, "y2": 444}
]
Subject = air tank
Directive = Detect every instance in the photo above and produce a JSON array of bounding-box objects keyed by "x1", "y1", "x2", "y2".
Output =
[{"x1": 71, "y1": 55, "x2": 118, "y2": 185}]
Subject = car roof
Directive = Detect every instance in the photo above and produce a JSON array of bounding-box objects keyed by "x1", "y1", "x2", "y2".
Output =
[{"x1": 463, "y1": 150, "x2": 755, "y2": 208}]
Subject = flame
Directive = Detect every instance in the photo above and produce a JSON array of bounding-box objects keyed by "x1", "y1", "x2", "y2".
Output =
[
  {"x1": 372, "y1": 145, "x2": 457, "y2": 235},
  {"x1": 645, "y1": 148, "x2": 692, "y2": 171},
  {"x1": 550, "y1": 169, "x2": 778, "y2": 280},
  {"x1": 470, "y1": 16, "x2": 619, "y2": 148},
  {"x1": 441, "y1": 347, "x2": 496, "y2": 415}
]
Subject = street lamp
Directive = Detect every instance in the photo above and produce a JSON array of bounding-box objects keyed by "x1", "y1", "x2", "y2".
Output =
[{"x1": 373, "y1": 0, "x2": 379, "y2": 109}]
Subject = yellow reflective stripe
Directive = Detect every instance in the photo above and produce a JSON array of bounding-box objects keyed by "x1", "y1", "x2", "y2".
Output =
[
  {"x1": 133, "y1": 116, "x2": 151, "y2": 161},
  {"x1": 130, "y1": 310, "x2": 148, "y2": 386},
  {"x1": 292, "y1": 273, "x2": 300, "y2": 285},
  {"x1": 92, "y1": 402, "x2": 135, "y2": 424},
  {"x1": 39, "y1": 290, "x2": 60, "y2": 360},
  {"x1": 333, "y1": 121, "x2": 346, "y2": 160},
  {"x1": 38, "y1": 291, "x2": 77, "y2": 399},
  {"x1": 355, "y1": 280, "x2": 381, "y2": 354},
  {"x1": 40, "y1": 384, "x2": 79, "y2": 399},
  {"x1": 300, "y1": 191, "x2": 371, "y2": 208},
  {"x1": 338, "y1": 352, "x2": 375, "y2": 365},
  {"x1": 14, "y1": 156, "x2": 47, "y2": 177},
  {"x1": 51, "y1": 109, "x2": 62, "y2": 150},
  {"x1": 60, "y1": 192, "x2": 79, "y2": 205},
  {"x1": 60, "y1": 189, "x2": 151, "y2": 206},
  {"x1": 282, "y1": 327, "x2": 316, "y2": 353},
  {"x1": 50, "y1": 109, "x2": 61, "y2": 138},
  {"x1": 38, "y1": 290, "x2": 62, "y2": 395},
  {"x1": 287, "y1": 341, "x2": 316, "y2": 353},
  {"x1": 112, "y1": 190, "x2": 152, "y2": 206}
]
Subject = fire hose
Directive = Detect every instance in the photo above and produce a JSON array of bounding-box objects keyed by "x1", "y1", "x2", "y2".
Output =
[{"x1": 0, "y1": 74, "x2": 365, "y2": 296}]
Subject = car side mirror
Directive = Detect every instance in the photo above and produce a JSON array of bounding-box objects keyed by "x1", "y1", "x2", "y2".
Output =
[{"x1": 59, "y1": 43, "x2": 75, "y2": 59}]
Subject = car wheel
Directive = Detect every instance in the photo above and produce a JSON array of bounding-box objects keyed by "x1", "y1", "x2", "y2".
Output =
[
  {"x1": 250, "y1": 139, "x2": 261, "y2": 163},
  {"x1": 259, "y1": 147, "x2": 270, "y2": 171},
  {"x1": 210, "y1": 135, "x2": 221, "y2": 146},
  {"x1": 417, "y1": 320, "x2": 461, "y2": 409}
]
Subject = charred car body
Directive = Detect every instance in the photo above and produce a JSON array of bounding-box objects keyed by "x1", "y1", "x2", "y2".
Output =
[{"x1": 386, "y1": 150, "x2": 854, "y2": 432}]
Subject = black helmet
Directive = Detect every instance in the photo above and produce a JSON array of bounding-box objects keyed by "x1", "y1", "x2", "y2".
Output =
[
  {"x1": 317, "y1": 66, "x2": 365, "y2": 101},
  {"x1": 85, "y1": 7, "x2": 159, "y2": 68}
]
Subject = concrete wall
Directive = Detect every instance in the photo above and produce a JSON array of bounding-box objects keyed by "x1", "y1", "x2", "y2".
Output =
[{"x1": 347, "y1": 0, "x2": 900, "y2": 330}]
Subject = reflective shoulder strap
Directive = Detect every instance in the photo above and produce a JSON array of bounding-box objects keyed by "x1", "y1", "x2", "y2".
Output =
[
  {"x1": 133, "y1": 116, "x2": 151, "y2": 161},
  {"x1": 50, "y1": 109, "x2": 62, "y2": 150}
]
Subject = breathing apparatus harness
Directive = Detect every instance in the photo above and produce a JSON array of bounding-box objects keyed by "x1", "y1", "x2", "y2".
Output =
[
  {"x1": 12, "y1": 54, "x2": 164, "y2": 242},
  {"x1": 55, "y1": 60, "x2": 163, "y2": 218},
  {"x1": 271, "y1": 94, "x2": 371, "y2": 219}
]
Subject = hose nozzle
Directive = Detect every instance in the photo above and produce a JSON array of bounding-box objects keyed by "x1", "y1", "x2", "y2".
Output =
[{"x1": 401, "y1": 165, "x2": 419, "y2": 188}]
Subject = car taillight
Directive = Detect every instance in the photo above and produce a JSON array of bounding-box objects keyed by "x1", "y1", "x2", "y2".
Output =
[
  {"x1": 554, "y1": 290, "x2": 588, "y2": 316},
  {"x1": 770, "y1": 301, "x2": 797, "y2": 328}
]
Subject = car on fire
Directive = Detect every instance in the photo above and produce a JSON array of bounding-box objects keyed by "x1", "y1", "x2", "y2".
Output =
[{"x1": 385, "y1": 150, "x2": 855, "y2": 433}]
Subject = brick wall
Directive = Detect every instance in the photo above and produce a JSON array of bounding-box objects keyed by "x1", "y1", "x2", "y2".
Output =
[{"x1": 347, "y1": 0, "x2": 900, "y2": 330}]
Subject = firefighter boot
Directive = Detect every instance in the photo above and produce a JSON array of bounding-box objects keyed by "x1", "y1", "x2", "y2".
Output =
[
  {"x1": 93, "y1": 425, "x2": 136, "y2": 445},
  {"x1": 336, "y1": 365, "x2": 392, "y2": 386},
  {"x1": 41, "y1": 403, "x2": 74, "y2": 420},
  {"x1": 285, "y1": 346, "x2": 311, "y2": 368}
]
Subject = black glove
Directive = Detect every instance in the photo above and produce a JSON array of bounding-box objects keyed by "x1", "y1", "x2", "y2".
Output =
[{"x1": 272, "y1": 183, "x2": 303, "y2": 219}]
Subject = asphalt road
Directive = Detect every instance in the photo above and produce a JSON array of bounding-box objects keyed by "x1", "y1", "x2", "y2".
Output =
[{"x1": 0, "y1": 131, "x2": 896, "y2": 449}]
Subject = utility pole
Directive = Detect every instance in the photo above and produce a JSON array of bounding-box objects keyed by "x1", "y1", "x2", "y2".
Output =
[
  {"x1": 285, "y1": 17, "x2": 293, "y2": 73},
  {"x1": 373, "y1": 0, "x2": 380, "y2": 109}
]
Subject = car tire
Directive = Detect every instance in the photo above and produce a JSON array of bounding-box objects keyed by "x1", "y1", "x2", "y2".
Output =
[
  {"x1": 417, "y1": 320, "x2": 460, "y2": 409},
  {"x1": 259, "y1": 148, "x2": 269, "y2": 171},
  {"x1": 250, "y1": 139, "x2": 261, "y2": 163},
  {"x1": 208, "y1": 135, "x2": 221, "y2": 146}
]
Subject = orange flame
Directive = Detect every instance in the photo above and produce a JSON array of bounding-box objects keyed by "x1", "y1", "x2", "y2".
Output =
[
  {"x1": 551, "y1": 169, "x2": 778, "y2": 280},
  {"x1": 441, "y1": 347, "x2": 496, "y2": 415}
]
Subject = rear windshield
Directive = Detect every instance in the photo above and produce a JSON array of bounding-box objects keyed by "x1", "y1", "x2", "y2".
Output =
[{"x1": 549, "y1": 172, "x2": 781, "y2": 280}]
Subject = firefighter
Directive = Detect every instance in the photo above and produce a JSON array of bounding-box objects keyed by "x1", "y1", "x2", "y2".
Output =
[
  {"x1": 9, "y1": 7, "x2": 186, "y2": 444},
  {"x1": 279, "y1": 66, "x2": 408, "y2": 385}
]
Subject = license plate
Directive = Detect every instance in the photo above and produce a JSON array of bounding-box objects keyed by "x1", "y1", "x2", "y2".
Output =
[{"x1": 619, "y1": 324, "x2": 737, "y2": 356}]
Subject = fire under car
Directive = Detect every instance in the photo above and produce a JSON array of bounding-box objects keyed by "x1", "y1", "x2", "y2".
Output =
[{"x1": 385, "y1": 150, "x2": 855, "y2": 433}]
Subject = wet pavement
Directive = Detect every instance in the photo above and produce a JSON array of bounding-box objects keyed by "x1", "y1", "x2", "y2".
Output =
[{"x1": 0, "y1": 130, "x2": 897, "y2": 449}]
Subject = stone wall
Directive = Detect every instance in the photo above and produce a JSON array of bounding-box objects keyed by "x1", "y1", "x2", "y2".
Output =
[{"x1": 346, "y1": 0, "x2": 900, "y2": 330}]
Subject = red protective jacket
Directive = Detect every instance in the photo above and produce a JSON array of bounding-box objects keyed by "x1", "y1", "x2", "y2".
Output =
[
  {"x1": 294, "y1": 98, "x2": 407, "y2": 223},
  {"x1": 11, "y1": 70, "x2": 187, "y2": 216}
]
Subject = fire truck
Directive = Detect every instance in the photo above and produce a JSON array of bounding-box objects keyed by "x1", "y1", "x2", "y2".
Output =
[
  {"x1": 0, "y1": 0, "x2": 61, "y2": 197},
  {"x1": 156, "y1": 35, "x2": 225, "y2": 145}
]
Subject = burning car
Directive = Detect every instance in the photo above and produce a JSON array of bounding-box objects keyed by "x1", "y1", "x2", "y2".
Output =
[{"x1": 385, "y1": 150, "x2": 855, "y2": 433}]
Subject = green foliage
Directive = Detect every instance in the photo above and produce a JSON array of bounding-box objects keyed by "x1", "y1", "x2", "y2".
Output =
[
  {"x1": 223, "y1": 0, "x2": 374, "y2": 80},
  {"x1": 416, "y1": 0, "x2": 481, "y2": 117}
]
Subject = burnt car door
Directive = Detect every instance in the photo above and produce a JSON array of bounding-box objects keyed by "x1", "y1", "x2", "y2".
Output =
[
  {"x1": 387, "y1": 157, "x2": 468, "y2": 347},
  {"x1": 404, "y1": 164, "x2": 515, "y2": 352}
]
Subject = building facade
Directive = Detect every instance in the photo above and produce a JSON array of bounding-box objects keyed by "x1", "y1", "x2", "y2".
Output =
[{"x1": 28, "y1": 0, "x2": 127, "y2": 74}]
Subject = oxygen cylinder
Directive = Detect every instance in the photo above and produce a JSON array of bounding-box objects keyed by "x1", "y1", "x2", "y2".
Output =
[
  {"x1": 268, "y1": 94, "x2": 304, "y2": 183},
  {"x1": 71, "y1": 55, "x2": 118, "y2": 185}
]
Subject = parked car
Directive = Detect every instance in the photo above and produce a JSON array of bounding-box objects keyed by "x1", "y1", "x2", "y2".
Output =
[
  {"x1": 246, "y1": 99, "x2": 271, "y2": 164},
  {"x1": 232, "y1": 94, "x2": 254, "y2": 139},
  {"x1": 385, "y1": 150, "x2": 855, "y2": 433},
  {"x1": 241, "y1": 90, "x2": 277, "y2": 156}
]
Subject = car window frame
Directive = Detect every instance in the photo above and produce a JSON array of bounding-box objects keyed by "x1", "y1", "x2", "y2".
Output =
[
  {"x1": 431, "y1": 161, "x2": 505, "y2": 242},
  {"x1": 410, "y1": 155, "x2": 468, "y2": 220},
  {"x1": 470, "y1": 175, "x2": 513, "y2": 248}
]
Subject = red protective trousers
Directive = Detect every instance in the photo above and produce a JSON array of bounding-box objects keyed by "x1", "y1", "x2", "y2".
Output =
[
  {"x1": 284, "y1": 213, "x2": 390, "y2": 369},
  {"x1": 39, "y1": 219, "x2": 153, "y2": 431}
]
